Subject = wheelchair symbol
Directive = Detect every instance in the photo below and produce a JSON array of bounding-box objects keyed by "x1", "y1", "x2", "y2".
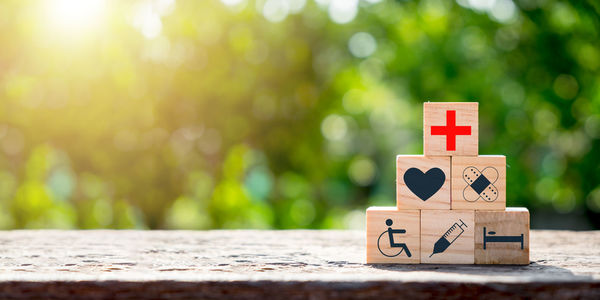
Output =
[{"x1": 377, "y1": 219, "x2": 412, "y2": 257}]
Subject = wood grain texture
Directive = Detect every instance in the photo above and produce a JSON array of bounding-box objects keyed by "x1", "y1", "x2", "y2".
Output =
[
  {"x1": 366, "y1": 207, "x2": 420, "y2": 264},
  {"x1": 423, "y1": 102, "x2": 478, "y2": 156},
  {"x1": 421, "y1": 210, "x2": 475, "y2": 264},
  {"x1": 475, "y1": 208, "x2": 529, "y2": 265},
  {"x1": 0, "y1": 230, "x2": 598, "y2": 299},
  {"x1": 451, "y1": 155, "x2": 506, "y2": 211},
  {"x1": 396, "y1": 155, "x2": 451, "y2": 210}
]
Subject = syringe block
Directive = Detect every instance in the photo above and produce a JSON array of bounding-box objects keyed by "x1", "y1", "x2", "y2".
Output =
[{"x1": 421, "y1": 210, "x2": 475, "y2": 264}]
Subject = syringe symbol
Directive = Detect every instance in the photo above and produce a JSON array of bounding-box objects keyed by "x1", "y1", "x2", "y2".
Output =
[{"x1": 429, "y1": 219, "x2": 468, "y2": 258}]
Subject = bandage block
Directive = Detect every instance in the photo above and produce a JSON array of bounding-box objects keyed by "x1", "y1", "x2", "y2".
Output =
[
  {"x1": 366, "y1": 207, "x2": 420, "y2": 264},
  {"x1": 475, "y1": 208, "x2": 530, "y2": 265},
  {"x1": 396, "y1": 155, "x2": 451, "y2": 210},
  {"x1": 451, "y1": 155, "x2": 506, "y2": 211},
  {"x1": 424, "y1": 102, "x2": 478, "y2": 156},
  {"x1": 421, "y1": 210, "x2": 475, "y2": 264}
]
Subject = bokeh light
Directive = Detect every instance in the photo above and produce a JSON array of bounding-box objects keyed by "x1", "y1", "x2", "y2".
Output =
[
  {"x1": 348, "y1": 32, "x2": 377, "y2": 58},
  {"x1": 328, "y1": 0, "x2": 358, "y2": 24}
]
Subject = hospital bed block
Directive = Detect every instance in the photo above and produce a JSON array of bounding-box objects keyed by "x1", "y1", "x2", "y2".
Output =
[
  {"x1": 421, "y1": 210, "x2": 475, "y2": 264},
  {"x1": 366, "y1": 207, "x2": 420, "y2": 264},
  {"x1": 423, "y1": 102, "x2": 478, "y2": 156},
  {"x1": 474, "y1": 208, "x2": 530, "y2": 265},
  {"x1": 396, "y1": 155, "x2": 451, "y2": 210},
  {"x1": 451, "y1": 155, "x2": 506, "y2": 211}
]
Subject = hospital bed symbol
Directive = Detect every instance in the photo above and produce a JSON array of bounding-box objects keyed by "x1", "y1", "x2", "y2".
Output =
[{"x1": 483, "y1": 227, "x2": 524, "y2": 250}]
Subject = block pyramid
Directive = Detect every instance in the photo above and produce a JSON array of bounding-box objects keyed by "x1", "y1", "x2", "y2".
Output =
[{"x1": 366, "y1": 102, "x2": 529, "y2": 264}]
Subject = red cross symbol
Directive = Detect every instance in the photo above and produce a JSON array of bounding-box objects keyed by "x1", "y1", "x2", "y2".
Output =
[{"x1": 431, "y1": 110, "x2": 471, "y2": 151}]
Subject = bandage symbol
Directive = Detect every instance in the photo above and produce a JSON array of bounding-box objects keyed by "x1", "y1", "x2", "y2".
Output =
[{"x1": 462, "y1": 166, "x2": 498, "y2": 202}]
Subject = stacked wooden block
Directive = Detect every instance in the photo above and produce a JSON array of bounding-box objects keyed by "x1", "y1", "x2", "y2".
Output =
[{"x1": 366, "y1": 102, "x2": 530, "y2": 264}]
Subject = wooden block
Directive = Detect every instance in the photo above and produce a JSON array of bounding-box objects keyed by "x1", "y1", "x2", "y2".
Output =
[
  {"x1": 421, "y1": 210, "x2": 474, "y2": 264},
  {"x1": 424, "y1": 102, "x2": 478, "y2": 156},
  {"x1": 366, "y1": 207, "x2": 420, "y2": 264},
  {"x1": 475, "y1": 208, "x2": 530, "y2": 265},
  {"x1": 396, "y1": 155, "x2": 450, "y2": 210},
  {"x1": 451, "y1": 155, "x2": 506, "y2": 211}
]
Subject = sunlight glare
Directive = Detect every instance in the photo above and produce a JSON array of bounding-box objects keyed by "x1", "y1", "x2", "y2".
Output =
[{"x1": 45, "y1": 0, "x2": 106, "y2": 35}]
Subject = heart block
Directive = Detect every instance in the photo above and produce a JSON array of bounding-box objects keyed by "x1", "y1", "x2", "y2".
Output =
[
  {"x1": 396, "y1": 155, "x2": 451, "y2": 210},
  {"x1": 403, "y1": 168, "x2": 445, "y2": 201}
]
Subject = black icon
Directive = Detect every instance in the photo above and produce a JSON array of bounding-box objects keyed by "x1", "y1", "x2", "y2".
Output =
[
  {"x1": 483, "y1": 227, "x2": 524, "y2": 250},
  {"x1": 377, "y1": 219, "x2": 412, "y2": 257},
  {"x1": 404, "y1": 167, "x2": 445, "y2": 201},
  {"x1": 463, "y1": 166, "x2": 498, "y2": 202},
  {"x1": 429, "y1": 219, "x2": 468, "y2": 257}
]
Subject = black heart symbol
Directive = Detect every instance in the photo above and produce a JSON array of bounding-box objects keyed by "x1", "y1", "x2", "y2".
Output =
[{"x1": 403, "y1": 167, "x2": 445, "y2": 201}]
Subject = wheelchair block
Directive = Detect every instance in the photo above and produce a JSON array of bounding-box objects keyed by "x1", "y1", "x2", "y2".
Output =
[{"x1": 366, "y1": 207, "x2": 420, "y2": 264}]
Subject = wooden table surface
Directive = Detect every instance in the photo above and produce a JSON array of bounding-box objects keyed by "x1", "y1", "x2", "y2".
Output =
[{"x1": 0, "y1": 230, "x2": 598, "y2": 299}]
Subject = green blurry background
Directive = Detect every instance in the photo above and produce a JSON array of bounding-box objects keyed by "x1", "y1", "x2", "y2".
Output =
[{"x1": 0, "y1": 0, "x2": 598, "y2": 230}]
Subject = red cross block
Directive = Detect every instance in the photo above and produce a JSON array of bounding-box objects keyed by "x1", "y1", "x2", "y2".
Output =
[{"x1": 431, "y1": 110, "x2": 471, "y2": 151}]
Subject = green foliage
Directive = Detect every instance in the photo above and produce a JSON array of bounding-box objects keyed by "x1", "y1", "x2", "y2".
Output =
[{"x1": 0, "y1": 0, "x2": 598, "y2": 229}]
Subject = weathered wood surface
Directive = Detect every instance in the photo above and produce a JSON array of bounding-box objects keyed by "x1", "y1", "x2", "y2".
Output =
[{"x1": 0, "y1": 230, "x2": 598, "y2": 299}]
